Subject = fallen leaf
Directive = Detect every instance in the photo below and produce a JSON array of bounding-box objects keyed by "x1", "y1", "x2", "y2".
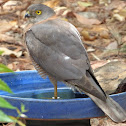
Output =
[
  {"x1": 74, "y1": 13, "x2": 101, "y2": 26},
  {"x1": 91, "y1": 60, "x2": 109, "y2": 70},
  {"x1": 99, "y1": 0, "x2": 111, "y2": 5},
  {"x1": 0, "y1": 20, "x2": 17, "y2": 34},
  {"x1": 0, "y1": 34, "x2": 15, "y2": 42},
  {"x1": 113, "y1": 14, "x2": 125, "y2": 22},
  {"x1": 3, "y1": 1, "x2": 22, "y2": 8},
  {"x1": 78, "y1": 1, "x2": 93, "y2": 7},
  {"x1": 106, "y1": 0, "x2": 126, "y2": 11},
  {"x1": 100, "y1": 30, "x2": 110, "y2": 39},
  {"x1": 81, "y1": 30, "x2": 97, "y2": 41},
  {"x1": 55, "y1": 6, "x2": 67, "y2": 16},
  {"x1": 62, "y1": 9, "x2": 72, "y2": 17},
  {"x1": 87, "y1": 47, "x2": 95, "y2": 52},
  {"x1": 106, "y1": 42, "x2": 118, "y2": 50},
  {"x1": 77, "y1": 12, "x2": 98, "y2": 19},
  {"x1": 43, "y1": 0, "x2": 60, "y2": 8},
  {"x1": 0, "y1": 47, "x2": 22, "y2": 58},
  {"x1": 118, "y1": 9, "x2": 126, "y2": 17},
  {"x1": 92, "y1": 25, "x2": 108, "y2": 32}
]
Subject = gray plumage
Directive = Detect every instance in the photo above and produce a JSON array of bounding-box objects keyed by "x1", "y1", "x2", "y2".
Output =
[{"x1": 25, "y1": 4, "x2": 126, "y2": 122}]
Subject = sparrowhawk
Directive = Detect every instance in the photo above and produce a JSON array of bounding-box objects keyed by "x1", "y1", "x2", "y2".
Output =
[{"x1": 24, "y1": 4, "x2": 126, "y2": 123}]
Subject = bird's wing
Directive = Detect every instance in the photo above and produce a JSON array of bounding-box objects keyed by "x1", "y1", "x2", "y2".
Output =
[{"x1": 25, "y1": 18, "x2": 106, "y2": 100}]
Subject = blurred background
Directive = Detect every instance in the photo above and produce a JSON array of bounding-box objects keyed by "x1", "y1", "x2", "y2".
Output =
[
  {"x1": 0, "y1": 0, "x2": 126, "y2": 72},
  {"x1": 0, "y1": 0, "x2": 126, "y2": 126}
]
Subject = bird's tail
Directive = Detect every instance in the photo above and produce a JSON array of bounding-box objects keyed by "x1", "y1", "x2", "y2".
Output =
[
  {"x1": 68, "y1": 71, "x2": 126, "y2": 122},
  {"x1": 87, "y1": 93, "x2": 126, "y2": 123}
]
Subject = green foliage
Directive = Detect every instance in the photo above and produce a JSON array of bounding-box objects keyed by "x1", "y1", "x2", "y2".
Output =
[
  {"x1": 0, "y1": 51, "x2": 4, "y2": 55},
  {"x1": 16, "y1": 104, "x2": 28, "y2": 120},
  {"x1": 0, "y1": 54, "x2": 26, "y2": 125},
  {"x1": 0, "y1": 64, "x2": 14, "y2": 73},
  {"x1": 0, "y1": 97, "x2": 16, "y2": 109},
  {"x1": 0, "y1": 61, "x2": 15, "y2": 122},
  {"x1": 0, "y1": 79, "x2": 27, "y2": 125},
  {"x1": 21, "y1": 103, "x2": 28, "y2": 113},
  {"x1": 0, "y1": 79, "x2": 13, "y2": 93},
  {"x1": 0, "y1": 110, "x2": 14, "y2": 122}
]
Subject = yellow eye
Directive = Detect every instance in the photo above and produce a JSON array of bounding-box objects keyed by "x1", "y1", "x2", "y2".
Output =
[{"x1": 36, "y1": 10, "x2": 42, "y2": 15}]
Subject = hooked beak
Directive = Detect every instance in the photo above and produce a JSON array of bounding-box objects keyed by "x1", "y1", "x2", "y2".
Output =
[{"x1": 25, "y1": 12, "x2": 30, "y2": 18}]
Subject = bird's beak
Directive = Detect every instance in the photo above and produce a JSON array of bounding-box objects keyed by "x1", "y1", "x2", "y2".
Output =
[{"x1": 25, "y1": 12, "x2": 30, "y2": 18}]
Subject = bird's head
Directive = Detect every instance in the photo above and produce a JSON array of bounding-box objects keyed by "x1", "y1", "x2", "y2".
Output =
[{"x1": 25, "y1": 4, "x2": 55, "y2": 23}]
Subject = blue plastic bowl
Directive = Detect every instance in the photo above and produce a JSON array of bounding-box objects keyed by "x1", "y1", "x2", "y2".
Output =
[{"x1": 0, "y1": 70, "x2": 126, "y2": 120}]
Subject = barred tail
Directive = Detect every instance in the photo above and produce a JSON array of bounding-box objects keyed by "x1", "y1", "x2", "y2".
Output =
[{"x1": 87, "y1": 93, "x2": 126, "y2": 123}]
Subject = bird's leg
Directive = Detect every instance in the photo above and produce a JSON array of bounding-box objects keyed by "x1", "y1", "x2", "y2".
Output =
[
  {"x1": 54, "y1": 82, "x2": 57, "y2": 99},
  {"x1": 49, "y1": 76, "x2": 58, "y2": 99}
]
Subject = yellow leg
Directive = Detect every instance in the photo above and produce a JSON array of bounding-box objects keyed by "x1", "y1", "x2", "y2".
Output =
[
  {"x1": 48, "y1": 76, "x2": 58, "y2": 99},
  {"x1": 54, "y1": 83, "x2": 57, "y2": 99}
]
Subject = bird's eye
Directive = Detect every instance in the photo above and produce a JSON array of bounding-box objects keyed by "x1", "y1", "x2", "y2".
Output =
[{"x1": 35, "y1": 10, "x2": 42, "y2": 15}]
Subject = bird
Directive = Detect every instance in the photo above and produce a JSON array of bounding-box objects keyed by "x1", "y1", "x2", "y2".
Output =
[{"x1": 24, "y1": 4, "x2": 126, "y2": 123}]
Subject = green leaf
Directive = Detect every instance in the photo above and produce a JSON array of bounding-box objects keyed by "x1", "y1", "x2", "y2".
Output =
[
  {"x1": 21, "y1": 103, "x2": 28, "y2": 113},
  {"x1": 10, "y1": 116, "x2": 26, "y2": 126},
  {"x1": 0, "y1": 110, "x2": 14, "y2": 122},
  {"x1": 0, "y1": 51, "x2": 4, "y2": 55},
  {"x1": 0, "y1": 64, "x2": 14, "y2": 73},
  {"x1": 0, "y1": 79, "x2": 13, "y2": 93},
  {"x1": 16, "y1": 120, "x2": 26, "y2": 126},
  {"x1": 78, "y1": 1, "x2": 93, "y2": 7},
  {"x1": 0, "y1": 97, "x2": 16, "y2": 109}
]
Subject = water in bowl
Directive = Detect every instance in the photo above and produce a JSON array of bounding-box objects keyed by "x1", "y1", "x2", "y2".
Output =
[{"x1": 7, "y1": 87, "x2": 77, "y2": 99}]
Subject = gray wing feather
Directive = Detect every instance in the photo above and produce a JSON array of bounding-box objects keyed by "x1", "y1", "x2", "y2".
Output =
[
  {"x1": 25, "y1": 29, "x2": 83, "y2": 80},
  {"x1": 25, "y1": 19, "x2": 106, "y2": 100}
]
